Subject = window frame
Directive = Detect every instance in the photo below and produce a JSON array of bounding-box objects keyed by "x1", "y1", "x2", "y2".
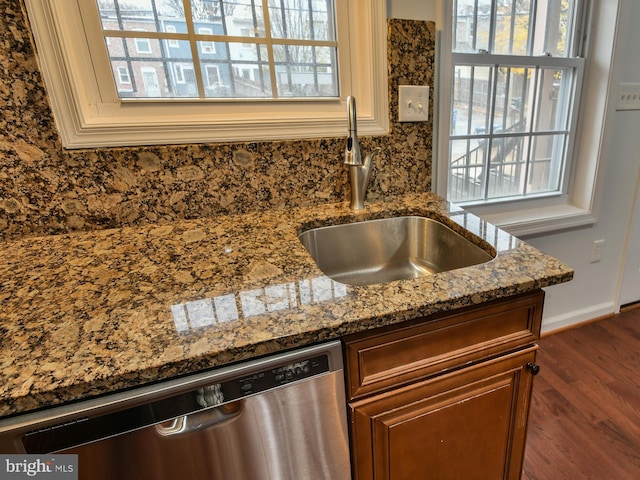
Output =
[
  {"x1": 24, "y1": 0, "x2": 388, "y2": 149},
  {"x1": 448, "y1": 52, "x2": 585, "y2": 204},
  {"x1": 436, "y1": 0, "x2": 604, "y2": 237}
]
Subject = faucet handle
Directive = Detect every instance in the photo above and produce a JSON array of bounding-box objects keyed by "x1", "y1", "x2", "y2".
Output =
[
  {"x1": 363, "y1": 147, "x2": 382, "y2": 168},
  {"x1": 344, "y1": 136, "x2": 361, "y2": 166}
]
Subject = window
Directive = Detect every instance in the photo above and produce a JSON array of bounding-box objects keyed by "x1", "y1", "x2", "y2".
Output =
[
  {"x1": 174, "y1": 63, "x2": 185, "y2": 83},
  {"x1": 205, "y1": 65, "x2": 221, "y2": 88},
  {"x1": 165, "y1": 25, "x2": 179, "y2": 48},
  {"x1": 197, "y1": 27, "x2": 216, "y2": 55},
  {"x1": 117, "y1": 66, "x2": 131, "y2": 85},
  {"x1": 133, "y1": 35, "x2": 152, "y2": 54},
  {"x1": 240, "y1": 28, "x2": 254, "y2": 48},
  {"x1": 442, "y1": 0, "x2": 588, "y2": 207},
  {"x1": 97, "y1": 1, "x2": 336, "y2": 100},
  {"x1": 23, "y1": 0, "x2": 387, "y2": 148}
]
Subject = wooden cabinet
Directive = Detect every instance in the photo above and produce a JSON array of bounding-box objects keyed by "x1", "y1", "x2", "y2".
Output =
[{"x1": 343, "y1": 291, "x2": 544, "y2": 480}]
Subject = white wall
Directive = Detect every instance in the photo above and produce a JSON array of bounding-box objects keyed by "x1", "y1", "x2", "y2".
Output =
[
  {"x1": 522, "y1": 0, "x2": 635, "y2": 332},
  {"x1": 387, "y1": 0, "x2": 435, "y2": 20},
  {"x1": 387, "y1": 0, "x2": 639, "y2": 331}
]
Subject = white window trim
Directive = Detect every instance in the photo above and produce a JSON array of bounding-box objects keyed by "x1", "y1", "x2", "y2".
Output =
[
  {"x1": 24, "y1": 0, "x2": 388, "y2": 149},
  {"x1": 435, "y1": 0, "x2": 620, "y2": 237}
]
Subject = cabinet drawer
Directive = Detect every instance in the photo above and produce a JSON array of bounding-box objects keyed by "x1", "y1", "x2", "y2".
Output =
[{"x1": 343, "y1": 290, "x2": 544, "y2": 400}]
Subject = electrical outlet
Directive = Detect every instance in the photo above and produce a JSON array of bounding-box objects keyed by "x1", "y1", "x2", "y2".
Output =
[
  {"x1": 398, "y1": 85, "x2": 429, "y2": 122},
  {"x1": 590, "y1": 239, "x2": 605, "y2": 263},
  {"x1": 616, "y1": 83, "x2": 640, "y2": 111}
]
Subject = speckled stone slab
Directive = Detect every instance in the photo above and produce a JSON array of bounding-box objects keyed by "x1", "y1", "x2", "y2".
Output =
[
  {"x1": 0, "y1": 3, "x2": 435, "y2": 241},
  {"x1": 0, "y1": 193, "x2": 573, "y2": 418}
]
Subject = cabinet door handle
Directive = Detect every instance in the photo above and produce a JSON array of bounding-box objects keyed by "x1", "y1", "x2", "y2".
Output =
[{"x1": 526, "y1": 362, "x2": 541, "y2": 376}]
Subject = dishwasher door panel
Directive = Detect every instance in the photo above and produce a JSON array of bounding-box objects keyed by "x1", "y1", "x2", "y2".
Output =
[{"x1": 62, "y1": 372, "x2": 351, "y2": 480}]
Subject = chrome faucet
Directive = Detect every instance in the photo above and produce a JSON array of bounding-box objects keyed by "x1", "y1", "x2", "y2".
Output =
[{"x1": 344, "y1": 96, "x2": 380, "y2": 210}]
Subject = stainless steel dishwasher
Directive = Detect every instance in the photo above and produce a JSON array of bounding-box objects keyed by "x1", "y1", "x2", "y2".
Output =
[{"x1": 0, "y1": 341, "x2": 351, "y2": 480}]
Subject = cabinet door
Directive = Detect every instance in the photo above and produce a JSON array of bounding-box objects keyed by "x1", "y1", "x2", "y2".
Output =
[{"x1": 350, "y1": 348, "x2": 537, "y2": 480}]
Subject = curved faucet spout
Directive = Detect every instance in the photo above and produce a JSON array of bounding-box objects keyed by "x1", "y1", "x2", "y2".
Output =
[{"x1": 343, "y1": 96, "x2": 381, "y2": 210}]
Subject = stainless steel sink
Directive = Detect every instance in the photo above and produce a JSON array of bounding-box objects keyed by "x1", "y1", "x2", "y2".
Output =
[{"x1": 298, "y1": 216, "x2": 494, "y2": 286}]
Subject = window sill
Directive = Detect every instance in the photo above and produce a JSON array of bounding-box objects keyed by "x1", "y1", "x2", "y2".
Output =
[{"x1": 464, "y1": 201, "x2": 597, "y2": 238}]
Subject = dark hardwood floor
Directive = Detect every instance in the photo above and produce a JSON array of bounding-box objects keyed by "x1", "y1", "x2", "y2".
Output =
[{"x1": 522, "y1": 308, "x2": 640, "y2": 479}]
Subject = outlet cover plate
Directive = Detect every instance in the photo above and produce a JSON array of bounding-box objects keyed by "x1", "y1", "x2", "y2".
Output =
[{"x1": 617, "y1": 83, "x2": 640, "y2": 111}]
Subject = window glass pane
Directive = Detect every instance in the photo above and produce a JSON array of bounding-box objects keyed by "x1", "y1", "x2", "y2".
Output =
[
  {"x1": 534, "y1": 68, "x2": 571, "y2": 132},
  {"x1": 231, "y1": 65, "x2": 272, "y2": 98},
  {"x1": 210, "y1": 44, "x2": 271, "y2": 98},
  {"x1": 494, "y1": 66, "x2": 532, "y2": 134},
  {"x1": 106, "y1": 36, "x2": 192, "y2": 98},
  {"x1": 231, "y1": 42, "x2": 271, "y2": 98},
  {"x1": 269, "y1": 0, "x2": 335, "y2": 41},
  {"x1": 540, "y1": 0, "x2": 572, "y2": 57},
  {"x1": 312, "y1": 1, "x2": 334, "y2": 40},
  {"x1": 527, "y1": 134, "x2": 566, "y2": 193},
  {"x1": 454, "y1": 0, "x2": 492, "y2": 53},
  {"x1": 493, "y1": 0, "x2": 531, "y2": 55},
  {"x1": 449, "y1": 138, "x2": 488, "y2": 203},
  {"x1": 205, "y1": 0, "x2": 267, "y2": 38},
  {"x1": 453, "y1": 0, "x2": 577, "y2": 57},
  {"x1": 98, "y1": 0, "x2": 187, "y2": 32},
  {"x1": 273, "y1": 45, "x2": 338, "y2": 97},
  {"x1": 170, "y1": 61, "x2": 199, "y2": 97},
  {"x1": 485, "y1": 135, "x2": 530, "y2": 198},
  {"x1": 449, "y1": 135, "x2": 539, "y2": 202},
  {"x1": 451, "y1": 65, "x2": 494, "y2": 136}
]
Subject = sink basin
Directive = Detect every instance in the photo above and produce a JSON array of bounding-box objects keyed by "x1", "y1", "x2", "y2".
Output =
[{"x1": 298, "y1": 216, "x2": 494, "y2": 286}]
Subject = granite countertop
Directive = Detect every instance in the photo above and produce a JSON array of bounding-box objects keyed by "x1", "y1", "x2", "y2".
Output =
[{"x1": 0, "y1": 193, "x2": 573, "y2": 418}]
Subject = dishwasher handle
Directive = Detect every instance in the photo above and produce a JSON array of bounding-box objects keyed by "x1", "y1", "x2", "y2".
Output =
[{"x1": 155, "y1": 401, "x2": 242, "y2": 436}]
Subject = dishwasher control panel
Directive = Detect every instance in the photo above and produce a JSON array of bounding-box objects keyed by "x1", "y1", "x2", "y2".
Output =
[{"x1": 227, "y1": 354, "x2": 329, "y2": 399}]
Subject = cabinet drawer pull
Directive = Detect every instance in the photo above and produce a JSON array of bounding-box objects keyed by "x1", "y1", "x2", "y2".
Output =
[{"x1": 526, "y1": 363, "x2": 541, "y2": 376}]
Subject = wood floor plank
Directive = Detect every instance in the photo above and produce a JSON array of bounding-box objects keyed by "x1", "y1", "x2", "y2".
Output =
[{"x1": 522, "y1": 311, "x2": 640, "y2": 479}]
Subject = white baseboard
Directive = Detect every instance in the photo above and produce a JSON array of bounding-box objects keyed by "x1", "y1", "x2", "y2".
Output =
[{"x1": 540, "y1": 301, "x2": 616, "y2": 335}]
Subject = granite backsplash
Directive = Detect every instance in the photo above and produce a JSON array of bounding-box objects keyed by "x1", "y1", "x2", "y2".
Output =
[{"x1": 0, "y1": 1, "x2": 435, "y2": 242}]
